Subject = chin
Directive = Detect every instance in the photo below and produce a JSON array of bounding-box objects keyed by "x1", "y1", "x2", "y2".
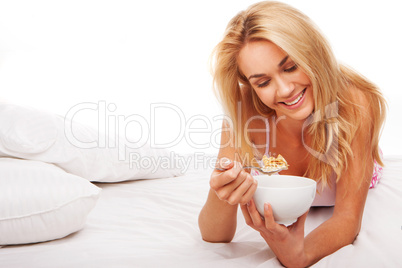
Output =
[
  {"x1": 278, "y1": 105, "x2": 314, "y2": 122},
  {"x1": 288, "y1": 113, "x2": 312, "y2": 122}
]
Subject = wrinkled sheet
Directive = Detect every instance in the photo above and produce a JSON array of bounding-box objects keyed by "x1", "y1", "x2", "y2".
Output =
[{"x1": 1, "y1": 156, "x2": 402, "y2": 267}]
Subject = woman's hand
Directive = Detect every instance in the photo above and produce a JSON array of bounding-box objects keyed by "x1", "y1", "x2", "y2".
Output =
[
  {"x1": 241, "y1": 199, "x2": 309, "y2": 267},
  {"x1": 210, "y1": 158, "x2": 258, "y2": 206}
]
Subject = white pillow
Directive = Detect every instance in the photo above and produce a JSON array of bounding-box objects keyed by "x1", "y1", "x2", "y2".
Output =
[
  {"x1": 0, "y1": 103, "x2": 183, "y2": 182},
  {"x1": 0, "y1": 157, "x2": 101, "y2": 245}
]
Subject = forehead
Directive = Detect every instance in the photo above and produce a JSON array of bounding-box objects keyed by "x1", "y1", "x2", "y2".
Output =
[{"x1": 237, "y1": 40, "x2": 287, "y2": 77}]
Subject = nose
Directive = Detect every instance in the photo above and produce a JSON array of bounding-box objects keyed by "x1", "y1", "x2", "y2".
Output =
[{"x1": 275, "y1": 76, "x2": 295, "y2": 99}]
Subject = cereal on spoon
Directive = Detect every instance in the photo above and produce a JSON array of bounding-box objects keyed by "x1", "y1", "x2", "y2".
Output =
[{"x1": 261, "y1": 154, "x2": 289, "y2": 173}]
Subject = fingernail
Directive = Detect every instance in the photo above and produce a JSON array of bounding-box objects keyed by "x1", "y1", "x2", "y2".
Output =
[
  {"x1": 264, "y1": 203, "x2": 269, "y2": 211},
  {"x1": 221, "y1": 158, "x2": 231, "y2": 168}
]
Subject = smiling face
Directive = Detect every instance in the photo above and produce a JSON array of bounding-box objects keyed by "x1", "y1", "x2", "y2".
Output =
[{"x1": 238, "y1": 40, "x2": 314, "y2": 121}]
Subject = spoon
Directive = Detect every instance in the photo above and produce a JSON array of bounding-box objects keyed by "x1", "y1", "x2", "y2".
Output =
[{"x1": 215, "y1": 166, "x2": 287, "y2": 175}]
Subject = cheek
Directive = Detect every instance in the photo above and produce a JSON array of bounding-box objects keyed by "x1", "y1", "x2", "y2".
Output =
[
  {"x1": 297, "y1": 71, "x2": 311, "y2": 85},
  {"x1": 254, "y1": 89, "x2": 276, "y2": 107},
  {"x1": 306, "y1": 87, "x2": 315, "y2": 110},
  {"x1": 253, "y1": 89, "x2": 264, "y2": 100}
]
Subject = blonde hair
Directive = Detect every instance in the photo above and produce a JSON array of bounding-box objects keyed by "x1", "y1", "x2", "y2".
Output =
[{"x1": 212, "y1": 1, "x2": 386, "y2": 187}]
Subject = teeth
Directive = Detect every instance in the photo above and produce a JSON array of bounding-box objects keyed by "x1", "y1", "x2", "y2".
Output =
[{"x1": 284, "y1": 89, "x2": 305, "y2": 106}]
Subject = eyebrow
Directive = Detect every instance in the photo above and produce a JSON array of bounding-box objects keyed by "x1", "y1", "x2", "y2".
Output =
[
  {"x1": 278, "y1": 55, "x2": 289, "y2": 67},
  {"x1": 248, "y1": 55, "x2": 289, "y2": 80}
]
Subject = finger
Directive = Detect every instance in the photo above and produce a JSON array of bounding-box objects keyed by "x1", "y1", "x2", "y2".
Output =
[
  {"x1": 298, "y1": 209, "x2": 309, "y2": 225},
  {"x1": 216, "y1": 157, "x2": 234, "y2": 170},
  {"x1": 213, "y1": 170, "x2": 249, "y2": 202},
  {"x1": 241, "y1": 176, "x2": 258, "y2": 203},
  {"x1": 212, "y1": 158, "x2": 234, "y2": 177},
  {"x1": 238, "y1": 175, "x2": 258, "y2": 205},
  {"x1": 291, "y1": 209, "x2": 309, "y2": 234},
  {"x1": 228, "y1": 161, "x2": 244, "y2": 176},
  {"x1": 246, "y1": 198, "x2": 265, "y2": 228},
  {"x1": 240, "y1": 203, "x2": 255, "y2": 229},
  {"x1": 263, "y1": 203, "x2": 282, "y2": 232},
  {"x1": 219, "y1": 161, "x2": 243, "y2": 183},
  {"x1": 210, "y1": 161, "x2": 243, "y2": 190},
  {"x1": 226, "y1": 173, "x2": 257, "y2": 205}
]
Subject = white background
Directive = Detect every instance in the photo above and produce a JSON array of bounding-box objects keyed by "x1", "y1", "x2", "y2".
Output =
[{"x1": 0, "y1": 0, "x2": 401, "y2": 155}]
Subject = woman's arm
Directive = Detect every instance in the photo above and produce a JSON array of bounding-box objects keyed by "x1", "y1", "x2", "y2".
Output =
[
  {"x1": 242, "y1": 128, "x2": 373, "y2": 267},
  {"x1": 241, "y1": 93, "x2": 375, "y2": 267},
  {"x1": 198, "y1": 121, "x2": 258, "y2": 243},
  {"x1": 198, "y1": 186, "x2": 239, "y2": 242},
  {"x1": 302, "y1": 103, "x2": 373, "y2": 265}
]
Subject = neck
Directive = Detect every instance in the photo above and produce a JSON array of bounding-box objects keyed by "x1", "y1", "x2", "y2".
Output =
[{"x1": 272, "y1": 114, "x2": 310, "y2": 147}]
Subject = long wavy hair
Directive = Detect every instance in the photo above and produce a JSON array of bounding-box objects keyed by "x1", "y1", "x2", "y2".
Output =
[{"x1": 212, "y1": 1, "x2": 386, "y2": 187}]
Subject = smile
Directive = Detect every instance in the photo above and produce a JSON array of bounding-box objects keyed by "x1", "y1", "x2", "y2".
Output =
[{"x1": 282, "y1": 88, "x2": 306, "y2": 106}]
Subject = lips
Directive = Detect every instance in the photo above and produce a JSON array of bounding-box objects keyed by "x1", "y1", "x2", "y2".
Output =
[{"x1": 280, "y1": 88, "x2": 306, "y2": 106}]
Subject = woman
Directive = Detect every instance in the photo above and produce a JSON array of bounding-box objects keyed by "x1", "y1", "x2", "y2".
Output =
[{"x1": 198, "y1": 1, "x2": 386, "y2": 267}]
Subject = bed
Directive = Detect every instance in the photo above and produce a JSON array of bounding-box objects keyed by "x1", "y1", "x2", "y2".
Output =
[{"x1": 1, "y1": 103, "x2": 402, "y2": 267}]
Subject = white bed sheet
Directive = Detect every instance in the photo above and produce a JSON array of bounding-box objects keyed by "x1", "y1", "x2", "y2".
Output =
[{"x1": 1, "y1": 156, "x2": 402, "y2": 267}]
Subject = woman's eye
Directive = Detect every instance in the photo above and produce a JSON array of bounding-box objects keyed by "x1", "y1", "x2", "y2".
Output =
[
  {"x1": 257, "y1": 80, "x2": 271, "y2": 88},
  {"x1": 284, "y1": 64, "x2": 298, "y2": 73}
]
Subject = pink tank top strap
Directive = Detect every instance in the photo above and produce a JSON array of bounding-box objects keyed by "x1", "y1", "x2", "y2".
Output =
[{"x1": 264, "y1": 117, "x2": 270, "y2": 157}]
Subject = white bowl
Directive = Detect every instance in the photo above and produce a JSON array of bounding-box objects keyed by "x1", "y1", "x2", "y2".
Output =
[{"x1": 253, "y1": 175, "x2": 316, "y2": 226}]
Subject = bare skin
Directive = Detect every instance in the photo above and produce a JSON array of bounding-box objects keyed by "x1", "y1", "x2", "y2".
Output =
[{"x1": 198, "y1": 40, "x2": 373, "y2": 267}]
